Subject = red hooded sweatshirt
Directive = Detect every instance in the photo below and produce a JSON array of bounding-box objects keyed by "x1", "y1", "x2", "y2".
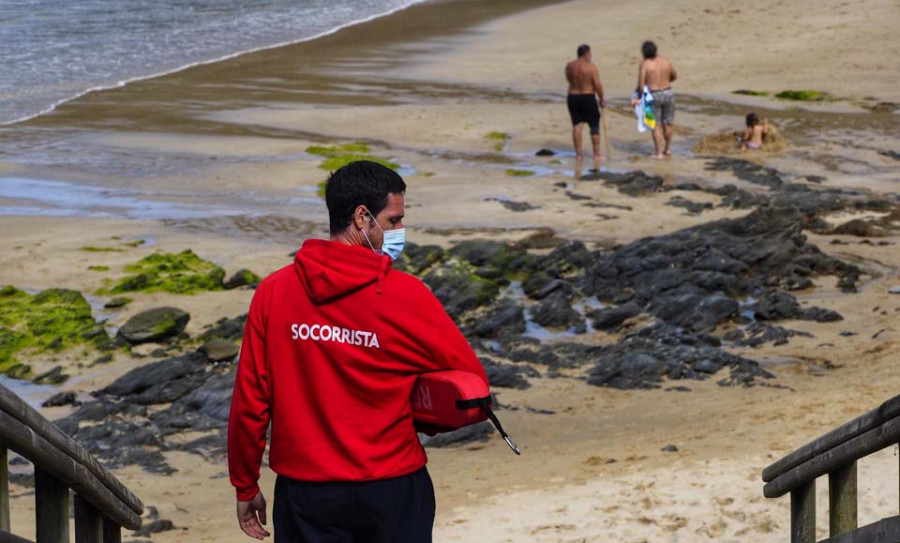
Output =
[{"x1": 228, "y1": 239, "x2": 489, "y2": 501}]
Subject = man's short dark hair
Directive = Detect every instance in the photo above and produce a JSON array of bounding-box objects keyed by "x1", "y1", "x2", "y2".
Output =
[
  {"x1": 325, "y1": 160, "x2": 406, "y2": 236},
  {"x1": 577, "y1": 44, "x2": 590, "y2": 57},
  {"x1": 641, "y1": 41, "x2": 657, "y2": 59}
]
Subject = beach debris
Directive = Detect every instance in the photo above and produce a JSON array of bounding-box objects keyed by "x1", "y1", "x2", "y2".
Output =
[
  {"x1": 199, "y1": 338, "x2": 239, "y2": 363},
  {"x1": 0, "y1": 286, "x2": 111, "y2": 378},
  {"x1": 105, "y1": 250, "x2": 226, "y2": 295},
  {"x1": 117, "y1": 307, "x2": 190, "y2": 345},
  {"x1": 223, "y1": 268, "x2": 261, "y2": 290}
]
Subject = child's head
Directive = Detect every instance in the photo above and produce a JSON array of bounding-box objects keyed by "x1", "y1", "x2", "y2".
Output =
[{"x1": 746, "y1": 112, "x2": 759, "y2": 127}]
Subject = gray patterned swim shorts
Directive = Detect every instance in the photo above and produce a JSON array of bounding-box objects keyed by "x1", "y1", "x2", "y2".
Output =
[{"x1": 650, "y1": 88, "x2": 675, "y2": 125}]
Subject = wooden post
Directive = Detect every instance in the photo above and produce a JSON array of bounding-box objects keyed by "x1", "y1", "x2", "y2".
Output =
[
  {"x1": 791, "y1": 481, "x2": 815, "y2": 543},
  {"x1": 0, "y1": 447, "x2": 9, "y2": 532},
  {"x1": 101, "y1": 518, "x2": 120, "y2": 543},
  {"x1": 35, "y1": 467, "x2": 69, "y2": 543},
  {"x1": 829, "y1": 461, "x2": 857, "y2": 536},
  {"x1": 74, "y1": 495, "x2": 101, "y2": 543}
]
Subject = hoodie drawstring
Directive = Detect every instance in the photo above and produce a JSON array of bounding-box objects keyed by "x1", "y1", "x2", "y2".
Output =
[{"x1": 376, "y1": 256, "x2": 388, "y2": 295}]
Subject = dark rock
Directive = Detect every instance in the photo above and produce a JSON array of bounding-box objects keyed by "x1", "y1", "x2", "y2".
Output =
[
  {"x1": 199, "y1": 338, "x2": 239, "y2": 362},
  {"x1": 92, "y1": 353, "x2": 113, "y2": 365},
  {"x1": 134, "y1": 520, "x2": 176, "y2": 537},
  {"x1": 422, "y1": 262, "x2": 499, "y2": 319},
  {"x1": 104, "y1": 297, "x2": 132, "y2": 309},
  {"x1": 484, "y1": 197, "x2": 539, "y2": 212},
  {"x1": 589, "y1": 302, "x2": 642, "y2": 330},
  {"x1": 32, "y1": 365, "x2": 68, "y2": 385},
  {"x1": 223, "y1": 269, "x2": 261, "y2": 290},
  {"x1": 581, "y1": 170, "x2": 667, "y2": 196},
  {"x1": 481, "y1": 356, "x2": 539, "y2": 389},
  {"x1": 393, "y1": 242, "x2": 446, "y2": 275},
  {"x1": 750, "y1": 289, "x2": 802, "y2": 320},
  {"x1": 201, "y1": 314, "x2": 247, "y2": 341},
  {"x1": 661, "y1": 444, "x2": 679, "y2": 452},
  {"x1": 832, "y1": 219, "x2": 888, "y2": 237},
  {"x1": 449, "y1": 240, "x2": 509, "y2": 268},
  {"x1": 704, "y1": 157, "x2": 783, "y2": 190},
  {"x1": 802, "y1": 307, "x2": 844, "y2": 322},
  {"x1": 535, "y1": 148, "x2": 556, "y2": 156},
  {"x1": 508, "y1": 342, "x2": 594, "y2": 371},
  {"x1": 839, "y1": 330, "x2": 856, "y2": 337},
  {"x1": 733, "y1": 323, "x2": 813, "y2": 347},
  {"x1": 530, "y1": 289, "x2": 584, "y2": 331},
  {"x1": 587, "y1": 322, "x2": 771, "y2": 389},
  {"x1": 471, "y1": 300, "x2": 525, "y2": 338},
  {"x1": 100, "y1": 352, "x2": 206, "y2": 401},
  {"x1": 422, "y1": 421, "x2": 494, "y2": 448},
  {"x1": 42, "y1": 391, "x2": 79, "y2": 408},
  {"x1": 565, "y1": 191, "x2": 592, "y2": 201},
  {"x1": 118, "y1": 307, "x2": 190, "y2": 344},
  {"x1": 666, "y1": 196, "x2": 713, "y2": 215}
]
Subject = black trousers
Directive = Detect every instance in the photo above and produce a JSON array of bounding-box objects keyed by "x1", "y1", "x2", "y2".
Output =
[{"x1": 273, "y1": 467, "x2": 435, "y2": 543}]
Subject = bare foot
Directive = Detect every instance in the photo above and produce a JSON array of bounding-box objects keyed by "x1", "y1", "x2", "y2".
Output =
[
  {"x1": 663, "y1": 150, "x2": 673, "y2": 157},
  {"x1": 652, "y1": 153, "x2": 664, "y2": 159},
  {"x1": 575, "y1": 153, "x2": 584, "y2": 163}
]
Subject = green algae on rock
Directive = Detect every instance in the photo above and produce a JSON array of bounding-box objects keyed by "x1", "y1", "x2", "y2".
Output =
[
  {"x1": 733, "y1": 89, "x2": 769, "y2": 96},
  {"x1": 506, "y1": 169, "x2": 535, "y2": 177},
  {"x1": 0, "y1": 286, "x2": 109, "y2": 377},
  {"x1": 88, "y1": 265, "x2": 110, "y2": 272},
  {"x1": 107, "y1": 250, "x2": 226, "y2": 295}
]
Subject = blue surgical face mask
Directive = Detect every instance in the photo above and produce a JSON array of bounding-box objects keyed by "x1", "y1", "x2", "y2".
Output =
[{"x1": 361, "y1": 209, "x2": 406, "y2": 261}]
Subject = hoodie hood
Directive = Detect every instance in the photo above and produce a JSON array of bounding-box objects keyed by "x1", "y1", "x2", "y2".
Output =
[{"x1": 294, "y1": 239, "x2": 392, "y2": 304}]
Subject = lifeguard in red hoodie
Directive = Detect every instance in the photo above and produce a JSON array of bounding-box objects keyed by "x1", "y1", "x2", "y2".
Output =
[{"x1": 228, "y1": 160, "x2": 489, "y2": 542}]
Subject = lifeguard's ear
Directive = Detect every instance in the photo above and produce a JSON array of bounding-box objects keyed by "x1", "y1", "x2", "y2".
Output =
[{"x1": 352, "y1": 205, "x2": 370, "y2": 230}]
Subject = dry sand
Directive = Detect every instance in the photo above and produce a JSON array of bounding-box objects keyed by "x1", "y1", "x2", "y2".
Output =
[{"x1": 2, "y1": 0, "x2": 900, "y2": 542}]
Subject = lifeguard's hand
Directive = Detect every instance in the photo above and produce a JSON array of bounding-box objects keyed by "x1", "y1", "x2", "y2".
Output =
[{"x1": 237, "y1": 492, "x2": 270, "y2": 539}]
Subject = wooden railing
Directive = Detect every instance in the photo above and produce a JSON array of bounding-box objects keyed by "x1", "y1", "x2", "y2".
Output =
[
  {"x1": 763, "y1": 394, "x2": 900, "y2": 543},
  {"x1": 0, "y1": 384, "x2": 143, "y2": 543}
]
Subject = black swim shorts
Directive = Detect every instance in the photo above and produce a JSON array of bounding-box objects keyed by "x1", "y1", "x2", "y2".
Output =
[{"x1": 567, "y1": 93, "x2": 601, "y2": 135}]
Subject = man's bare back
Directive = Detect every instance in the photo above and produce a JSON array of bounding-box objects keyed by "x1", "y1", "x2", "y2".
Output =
[
  {"x1": 566, "y1": 58, "x2": 602, "y2": 96},
  {"x1": 638, "y1": 56, "x2": 677, "y2": 92}
]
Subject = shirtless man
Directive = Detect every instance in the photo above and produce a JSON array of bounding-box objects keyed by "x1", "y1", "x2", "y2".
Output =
[
  {"x1": 565, "y1": 44, "x2": 606, "y2": 167},
  {"x1": 632, "y1": 41, "x2": 677, "y2": 158}
]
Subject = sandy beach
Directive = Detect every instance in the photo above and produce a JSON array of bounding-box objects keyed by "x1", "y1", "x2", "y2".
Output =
[{"x1": 2, "y1": 0, "x2": 899, "y2": 541}]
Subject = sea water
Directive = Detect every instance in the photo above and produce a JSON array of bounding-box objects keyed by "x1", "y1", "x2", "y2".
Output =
[{"x1": 0, "y1": 0, "x2": 425, "y2": 125}]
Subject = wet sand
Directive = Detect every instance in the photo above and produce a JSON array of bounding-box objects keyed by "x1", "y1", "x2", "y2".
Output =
[{"x1": 2, "y1": 0, "x2": 900, "y2": 541}]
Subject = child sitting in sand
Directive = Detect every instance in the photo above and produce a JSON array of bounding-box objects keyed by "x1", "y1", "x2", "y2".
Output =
[{"x1": 739, "y1": 112, "x2": 768, "y2": 150}]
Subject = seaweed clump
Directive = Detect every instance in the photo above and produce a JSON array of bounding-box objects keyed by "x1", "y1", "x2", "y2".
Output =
[
  {"x1": 107, "y1": 250, "x2": 226, "y2": 295},
  {"x1": 776, "y1": 90, "x2": 828, "y2": 101},
  {"x1": 0, "y1": 286, "x2": 108, "y2": 377},
  {"x1": 306, "y1": 143, "x2": 399, "y2": 171}
]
